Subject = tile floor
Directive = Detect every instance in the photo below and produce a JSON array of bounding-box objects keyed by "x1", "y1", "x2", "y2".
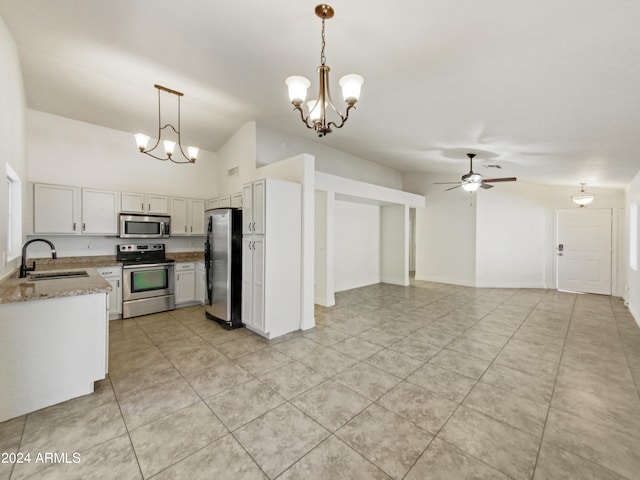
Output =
[{"x1": 2, "y1": 280, "x2": 640, "y2": 479}]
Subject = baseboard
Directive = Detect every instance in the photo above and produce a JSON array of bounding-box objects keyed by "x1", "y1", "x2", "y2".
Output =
[
  {"x1": 414, "y1": 274, "x2": 476, "y2": 288},
  {"x1": 630, "y1": 302, "x2": 640, "y2": 329}
]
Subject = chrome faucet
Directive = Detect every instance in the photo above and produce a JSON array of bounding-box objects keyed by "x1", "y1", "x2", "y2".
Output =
[{"x1": 20, "y1": 238, "x2": 57, "y2": 278}]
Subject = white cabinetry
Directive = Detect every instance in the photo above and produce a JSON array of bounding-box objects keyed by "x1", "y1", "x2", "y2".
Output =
[
  {"x1": 34, "y1": 184, "x2": 80, "y2": 234},
  {"x1": 242, "y1": 178, "x2": 301, "y2": 339},
  {"x1": 219, "y1": 195, "x2": 231, "y2": 208},
  {"x1": 34, "y1": 184, "x2": 118, "y2": 235},
  {"x1": 170, "y1": 198, "x2": 206, "y2": 236},
  {"x1": 96, "y1": 266, "x2": 122, "y2": 320},
  {"x1": 207, "y1": 197, "x2": 220, "y2": 210},
  {"x1": 121, "y1": 192, "x2": 169, "y2": 214},
  {"x1": 196, "y1": 261, "x2": 205, "y2": 304},
  {"x1": 175, "y1": 262, "x2": 196, "y2": 305},
  {"x1": 231, "y1": 192, "x2": 243, "y2": 209},
  {"x1": 81, "y1": 188, "x2": 119, "y2": 235}
]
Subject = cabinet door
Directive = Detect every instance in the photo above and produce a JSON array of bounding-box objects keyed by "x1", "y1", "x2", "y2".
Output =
[
  {"x1": 195, "y1": 262, "x2": 205, "y2": 304},
  {"x1": 175, "y1": 270, "x2": 196, "y2": 304},
  {"x1": 147, "y1": 194, "x2": 169, "y2": 214},
  {"x1": 104, "y1": 277, "x2": 122, "y2": 316},
  {"x1": 120, "y1": 192, "x2": 145, "y2": 213},
  {"x1": 230, "y1": 192, "x2": 243, "y2": 209},
  {"x1": 242, "y1": 183, "x2": 253, "y2": 234},
  {"x1": 170, "y1": 197, "x2": 189, "y2": 235},
  {"x1": 241, "y1": 237, "x2": 254, "y2": 328},
  {"x1": 251, "y1": 236, "x2": 265, "y2": 332},
  {"x1": 189, "y1": 199, "x2": 205, "y2": 235},
  {"x1": 207, "y1": 197, "x2": 220, "y2": 210},
  {"x1": 34, "y1": 184, "x2": 80, "y2": 234},
  {"x1": 82, "y1": 188, "x2": 119, "y2": 235},
  {"x1": 219, "y1": 196, "x2": 231, "y2": 208},
  {"x1": 252, "y1": 180, "x2": 266, "y2": 234}
]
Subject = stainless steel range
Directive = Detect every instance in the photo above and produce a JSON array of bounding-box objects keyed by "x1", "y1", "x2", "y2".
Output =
[{"x1": 117, "y1": 243, "x2": 175, "y2": 318}]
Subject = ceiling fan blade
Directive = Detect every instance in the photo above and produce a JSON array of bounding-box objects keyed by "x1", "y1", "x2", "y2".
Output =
[
  {"x1": 433, "y1": 182, "x2": 462, "y2": 185},
  {"x1": 480, "y1": 183, "x2": 494, "y2": 189},
  {"x1": 445, "y1": 185, "x2": 462, "y2": 191},
  {"x1": 483, "y1": 177, "x2": 517, "y2": 183}
]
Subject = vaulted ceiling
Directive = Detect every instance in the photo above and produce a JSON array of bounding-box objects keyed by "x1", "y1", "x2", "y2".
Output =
[{"x1": 1, "y1": 0, "x2": 639, "y2": 187}]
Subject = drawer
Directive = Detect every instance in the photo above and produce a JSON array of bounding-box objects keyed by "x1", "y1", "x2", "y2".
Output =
[
  {"x1": 175, "y1": 262, "x2": 195, "y2": 271},
  {"x1": 95, "y1": 266, "x2": 122, "y2": 277}
]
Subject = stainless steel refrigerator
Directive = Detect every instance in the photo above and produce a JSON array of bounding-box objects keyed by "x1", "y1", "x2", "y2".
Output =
[{"x1": 204, "y1": 208, "x2": 243, "y2": 329}]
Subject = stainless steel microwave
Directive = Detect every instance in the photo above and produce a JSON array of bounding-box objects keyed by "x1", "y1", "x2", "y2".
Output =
[{"x1": 119, "y1": 214, "x2": 171, "y2": 238}]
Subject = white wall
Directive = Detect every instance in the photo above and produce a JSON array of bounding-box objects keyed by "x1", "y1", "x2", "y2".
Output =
[
  {"x1": 381, "y1": 205, "x2": 409, "y2": 286},
  {"x1": 315, "y1": 190, "x2": 335, "y2": 306},
  {"x1": 0, "y1": 17, "x2": 28, "y2": 280},
  {"x1": 256, "y1": 123, "x2": 403, "y2": 189},
  {"x1": 215, "y1": 121, "x2": 257, "y2": 196},
  {"x1": 625, "y1": 170, "x2": 640, "y2": 324},
  {"x1": 27, "y1": 110, "x2": 219, "y2": 198},
  {"x1": 334, "y1": 200, "x2": 381, "y2": 292}
]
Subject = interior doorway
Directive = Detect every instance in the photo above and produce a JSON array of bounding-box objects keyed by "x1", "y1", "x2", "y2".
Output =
[{"x1": 556, "y1": 209, "x2": 612, "y2": 295}]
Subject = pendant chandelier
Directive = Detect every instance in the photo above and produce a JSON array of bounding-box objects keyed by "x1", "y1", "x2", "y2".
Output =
[
  {"x1": 571, "y1": 183, "x2": 595, "y2": 207},
  {"x1": 134, "y1": 84, "x2": 199, "y2": 164},
  {"x1": 286, "y1": 4, "x2": 364, "y2": 137}
]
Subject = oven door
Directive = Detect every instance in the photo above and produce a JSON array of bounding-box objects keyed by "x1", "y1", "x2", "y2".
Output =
[{"x1": 122, "y1": 263, "x2": 175, "y2": 301}]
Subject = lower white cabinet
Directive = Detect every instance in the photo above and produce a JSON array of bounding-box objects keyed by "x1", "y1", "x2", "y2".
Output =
[
  {"x1": 196, "y1": 261, "x2": 205, "y2": 304},
  {"x1": 175, "y1": 262, "x2": 196, "y2": 305},
  {"x1": 95, "y1": 266, "x2": 122, "y2": 320},
  {"x1": 242, "y1": 236, "x2": 265, "y2": 332}
]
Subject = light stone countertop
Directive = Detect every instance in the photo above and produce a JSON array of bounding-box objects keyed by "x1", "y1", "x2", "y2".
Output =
[
  {"x1": 0, "y1": 267, "x2": 111, "y2": 304},
  {"x1": 0, "y1": 251, "x2": 205, "y2": 304}
]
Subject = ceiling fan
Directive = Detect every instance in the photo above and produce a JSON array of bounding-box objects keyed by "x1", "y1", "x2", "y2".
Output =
[{"x1": 435, "y1": 153, "x2": 517, "y2": 192}]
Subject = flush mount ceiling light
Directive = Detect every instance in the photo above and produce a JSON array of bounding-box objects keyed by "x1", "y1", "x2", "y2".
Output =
[
  {"x1": 286, "y1": 4, "x2": 364, "y2": 137},
  {"x1": 134, "y1": 84, "x2": 199, "y2": 164},
  {"x1": 571, "y1": 183, "x2": 595, "y2": 207}
]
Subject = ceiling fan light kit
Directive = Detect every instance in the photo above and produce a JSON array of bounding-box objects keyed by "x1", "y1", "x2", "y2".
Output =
[
  {"x1": 435, "y1": 153, "x2": 517, "y2": 193},
  {"x1": 134, "y1": 84, "x2": 199, "y2": 164},
  {"x1": 571, "y1": 183, "x2": 595, "y2": 207},
  {"x1": 286, "y1": 4, "x2": 364, "y2": 137}
]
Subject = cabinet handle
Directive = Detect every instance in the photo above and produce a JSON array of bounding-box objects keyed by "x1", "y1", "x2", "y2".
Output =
[
  {"x1": 117, "y1": 280, "x2": 120, "y2": 287},
  {"x1": 141, "y1": 202, "x2": 144, "y2": 211},
  {"x1": 73, "y1": 222, "x2": 76, "y2": 231},
  {"x1": 82, "y1": 223, "x2": 86, "y2": 232},
  {"x1": 190, "y1": 226, "x2": 193, "y2": 233},
  {"x1": 184, "y1": 225, "x2": 187, "y2": 232},
  {"x1": 252, "y1": 241, "x2": 255, "y2": 249},
  {"x1": 253, "y1": 222, "x2": 256, "y2": 231},
  {"x1": 248, "y1": 221, "x2": 252, "y2": 231},
  {"x1": 148, "y1": 203, "x2": 151, "y2": 211}
]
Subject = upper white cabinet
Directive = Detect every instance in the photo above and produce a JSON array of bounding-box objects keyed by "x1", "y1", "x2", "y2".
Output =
[
  {"x1": 207, "y1": 197, "x2": 220, "y2": 210},
  {"x1": 230, "y1": 192, "x2": 243, "y2": 209},
  {"x1": 171, "y1": 197, "x2": 205, "y2": 236},
  {"x1": 81, "y1": 188, "x2": 119, "y2": 235},
  {"x1": 243, "y1": 179, "x2": 265, "y2": 234},
  {"x1": 34, "y1": 184, "x2": 118, "y2": 235},
  {"x1": 121, "y1": 192, "x2": 169, "y2": 215},
  {"x1": 219, "y1": 196, "x2": 231, "y2": 208},
  {"x1": 34, "y1": 184, "x2": 80, "y2": 234}
]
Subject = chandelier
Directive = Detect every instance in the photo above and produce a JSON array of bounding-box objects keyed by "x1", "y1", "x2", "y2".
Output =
[
  {"x1": 571, "y1": 183, "x2": 595, "y2": 207},
  {"x1": 134, "y1": 84, "x2": 199, "y2": 163},
  {"x1": 286, "y1": 4, "x2": 364, "y2": 137}
]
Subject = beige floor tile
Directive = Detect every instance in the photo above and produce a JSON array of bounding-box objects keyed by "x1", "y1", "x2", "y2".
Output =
[
  {"x1": 493, "y1": 347, "x2": 559, "y2": 381},
  {"x1": 336, "y1": 404, "x2": 433, "y2": 480},
  {"x1": 332, "y1": 363, "x2": 402, "y2": 401},
  {"x1": 439, "y1": 406, "x2": 539, "y2": 480},
  {"x1": 406, "y1": 363, "x2": 476, "y2": 402},
  {"x1": 235, "y1": 347, "x2": 291, "y2": 376},
  {"x1": 544, "y1": 408, "x2": 640, "y2": 479},
  {"x1": 206, "y1": 378, "x2": 285, "y2": 431},
  {"x1": 301, "y1": 326, "x2": 351, "y2": 346},
  {"x1": 292, "y1": 380, "x2": 371, "y2": 432},
  {"x1": 298, "y1": 347, "x2": 359, "y2": 377},
  {"x1": 110, "y1": 361, "x2": 178, "y2": 397},
  {"x1": 463, "y1": 382, "x2": 548, "y2": 437},
  {"x1": 388, "y1": 336, "x2": 443, "y2": 362},
  {"x1": 429, "y1": 348, "x2": 492, "y2": 380},
  {"x1": 377, "y1": 381, "x2": 458, "y2": 434},
  {"x1": 216, "y1": 335, "x2": 269, "y2": 359},
  {"x1": 129, "y1": 401, "x2": 227, "y2": 478},
  {"x1": 270, "y1": 336, "x2": 325, "y2": 359},
  {"x1": 279, "y1": 435, "x2": 391, "y2": 480},
  {"x1": 234, "y1": 403, "x2": 329, "y2": 479},
  {"x1": 259, "y1": 361, "x2": 326, "y2": 400},
  {"x1": 533, "y1": 441, "x2": 625, "y2": 480},
  {"x1": 331, "y1": 336, "x2": 384, "y2": 360},
  {"x1": 117, "y1": 373, "x2": 200, "y2": 430},
  {"x1": 152, "y1": 434, "x2": 267, "y2": 480},
  {"x1": 356, "y1": 326, "x2": 408, "y2": 347},
  {"x1": 446, "y1": 336, "x2": 504, "y2": 361},
  {"x1": 481, "y1": 364, "x2": 555, "y2": 405},
  {"x1": 165, "y1": 344, "x2": 228, "y2": 376},
  {"x1": 26, "y1": 434, "x2": 142, "y2": 480},
  {"x1": 183, "y1": 363, "x2": 254, "y2": 398},
  {"x1": 405, "y1": 438, "x2": 511, "y2": 480},
  {"x1": 364, "y1": 348, "x2": 424, "y2": 379}
]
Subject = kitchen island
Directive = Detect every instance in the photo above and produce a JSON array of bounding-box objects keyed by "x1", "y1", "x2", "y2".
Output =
[{"x1": 0, "y1": 268, "x2": 110, "y2": 422}]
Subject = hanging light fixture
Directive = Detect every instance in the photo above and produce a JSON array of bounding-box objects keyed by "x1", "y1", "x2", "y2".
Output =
[
  {"x1": 571, "y1": 183, "x2": 595, "y2": 207},
  {"x1": 286, "y1": 4, "x2": 364, "y2": 137},
  {"x1": 134, "y1": 84, "x2": 199, "y2": 163}
]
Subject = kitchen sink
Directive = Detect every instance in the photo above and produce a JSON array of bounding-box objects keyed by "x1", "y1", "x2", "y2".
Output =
[{"x1": 27, "y1": 270, "x2": 89, "y2": 281}]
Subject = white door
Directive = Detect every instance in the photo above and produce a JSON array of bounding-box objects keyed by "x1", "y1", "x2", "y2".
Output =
[{"x1": 556, "y1": 209, "x2": 612, "y2": 295}]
